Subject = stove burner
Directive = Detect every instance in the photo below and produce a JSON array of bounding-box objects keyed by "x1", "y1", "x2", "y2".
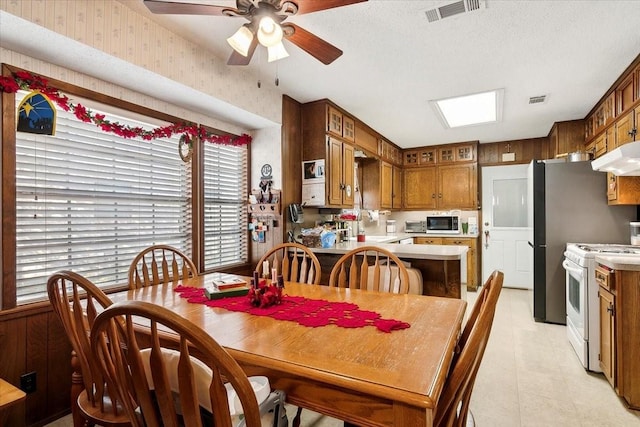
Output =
[{"x1": 576, "y1": 244, "x2": 640, "y2": 255}]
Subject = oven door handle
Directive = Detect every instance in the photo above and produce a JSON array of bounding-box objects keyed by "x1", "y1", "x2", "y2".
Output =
[{"x1": 562, "y1": 259, "x2": 584, "y2": 277}]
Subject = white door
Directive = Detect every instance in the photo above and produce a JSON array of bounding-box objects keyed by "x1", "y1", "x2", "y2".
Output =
[{"x1": 481, "y1": 164, "x2": 533, "y2": 289}]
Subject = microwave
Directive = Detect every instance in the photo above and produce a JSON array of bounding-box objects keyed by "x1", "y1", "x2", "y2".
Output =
[{"x1": 426, "y1": 215, "x2": 460, "y2": 234}]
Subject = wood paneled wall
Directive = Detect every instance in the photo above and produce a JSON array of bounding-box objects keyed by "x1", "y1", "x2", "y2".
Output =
[
  {"x1": 0, "y1": 306, "x2": 73, "y2": 426},
  {"x1": 478, "y1": 137, "x2": 550, "y2": 166}
]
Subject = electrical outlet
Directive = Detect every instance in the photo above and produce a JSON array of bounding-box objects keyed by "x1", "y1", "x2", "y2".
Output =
[{"x1": 20, "y1": 371, "x2": 36, "y2": 394}]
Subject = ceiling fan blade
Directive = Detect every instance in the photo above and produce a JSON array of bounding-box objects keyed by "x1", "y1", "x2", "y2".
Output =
[
  {"x1": 282, "y1": 23, "x2": 343, "y2": 65},
  {"x1": 291, "y1": 0, "x2": 368, "y2": 15},
  {"x1": 143, "y1": 0, "x2": 236, "y2": 16},
  {"x1": 227, "y1": 37, "x2": 259, "y2": 66}
]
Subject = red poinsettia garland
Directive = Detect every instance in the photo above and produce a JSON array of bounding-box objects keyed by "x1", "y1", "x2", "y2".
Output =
[{"x1": 0, "y1": 71, "x2": 251, "y2": 146}]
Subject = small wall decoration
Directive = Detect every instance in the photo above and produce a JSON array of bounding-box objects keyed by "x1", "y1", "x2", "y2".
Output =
[
  {"x1": 17, "y1": 91, "x2": 57, "y2": 135},
  {"x1": 178, "y1": 134, "x2": 194, "y2": 162},
  {"x1": 259, "y1": 163, "x2": 273, "y2": 193}
]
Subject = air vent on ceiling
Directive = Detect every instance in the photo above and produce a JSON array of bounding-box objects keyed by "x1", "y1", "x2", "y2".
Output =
[
  {"x1": 529, "y1": 95, "x2": 547, "y2": 104},
  {"x1": 425, "y1": 0, "x2": 485, "y2": 23}
]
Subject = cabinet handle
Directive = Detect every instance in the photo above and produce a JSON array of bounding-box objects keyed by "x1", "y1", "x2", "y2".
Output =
[
  {"x1": 432, "y1": 194, "x2": 436, "y2": 199},
  {"x1": 607, "y1": 304, "x2": 614, "y2": 316},
  {"x1": 438, "y1": 193, "x2": 442, "y2": 198}
]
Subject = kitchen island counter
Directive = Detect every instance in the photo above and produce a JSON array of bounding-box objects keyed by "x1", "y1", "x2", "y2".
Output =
[
  {"x1": 308, "y1": 242, "x2": 468, "y2": 299},
  {"x1": 311, "y1": 241, "x2": 468, "y2": 260}
]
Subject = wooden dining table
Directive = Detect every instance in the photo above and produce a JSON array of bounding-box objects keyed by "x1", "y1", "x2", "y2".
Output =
[{"x1": 108, "y1": 273, "x2": 467, "y2": 427}]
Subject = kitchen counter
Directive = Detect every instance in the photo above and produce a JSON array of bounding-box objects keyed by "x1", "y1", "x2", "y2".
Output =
[
  {"x1": 307, "y1": 237, "x2": 469, "y2": 299},
  {"x1": 337, "y1": 232, "x2": 479, "y2": 243},
  {"x1": 311, "y1": 240, "x2": 468, "y2": 260},
  {"x1": 595, "y1": 255, "x2": 640, "y2": 271}
]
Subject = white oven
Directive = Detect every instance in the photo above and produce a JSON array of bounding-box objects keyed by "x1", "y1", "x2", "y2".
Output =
[
  {"x1": 563, "y1": 243, "x2": 640, "y2": 373},
  {"x1": 562, "y1": 254, "x2": 588, "y2": 367}
]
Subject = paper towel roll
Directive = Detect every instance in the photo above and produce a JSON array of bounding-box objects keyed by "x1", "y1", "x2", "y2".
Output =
[{"x1": 368, "y1": 210, "x2": 379, "y2": 223}]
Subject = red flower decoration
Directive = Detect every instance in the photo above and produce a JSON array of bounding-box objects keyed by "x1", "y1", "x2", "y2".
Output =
[{"x1": 0, "y1": 71, "x2": 252, "y2": 147}]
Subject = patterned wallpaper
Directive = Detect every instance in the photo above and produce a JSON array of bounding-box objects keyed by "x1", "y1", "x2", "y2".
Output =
[{"x1": 0, "y1": 0, "x2": 284, "y2": 185}]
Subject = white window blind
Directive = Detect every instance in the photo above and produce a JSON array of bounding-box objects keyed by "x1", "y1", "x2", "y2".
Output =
[
  {"x1": 202, "y1": 141, "x2": 248, "y2": 269},
  {"x1": 15, "y1": 91, "x2": 191, "y2": 304}
]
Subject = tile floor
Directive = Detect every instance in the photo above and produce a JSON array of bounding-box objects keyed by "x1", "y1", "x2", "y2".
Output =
[{"x1": 46, "y1": 288, "x2": 640, "y2": 427}]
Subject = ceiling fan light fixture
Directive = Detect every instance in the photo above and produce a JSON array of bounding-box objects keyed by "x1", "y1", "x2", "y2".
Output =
[
  {"x1": 257, "y1": 16, "x2": 284, "y2": 47},
  {"x1": 227, "y1": 25, "x2": 254, "y2": 57},
  {"x1": 267, "y1": 41, "x2": 289, "y2": 62}
]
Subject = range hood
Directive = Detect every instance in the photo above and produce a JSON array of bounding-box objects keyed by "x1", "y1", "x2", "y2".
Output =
[{"x1": 591, "y1": 141, "x2": 640, "y2": 176}]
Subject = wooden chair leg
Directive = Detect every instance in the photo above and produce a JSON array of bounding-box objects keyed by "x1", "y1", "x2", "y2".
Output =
[{"x1": 70, "y1": 350, "x2": 86, "y2": 427}]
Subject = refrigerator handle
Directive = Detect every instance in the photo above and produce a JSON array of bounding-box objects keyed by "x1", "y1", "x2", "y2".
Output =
[{"x1": 528, "y1": 241, "x2": 547, "y2": 248}]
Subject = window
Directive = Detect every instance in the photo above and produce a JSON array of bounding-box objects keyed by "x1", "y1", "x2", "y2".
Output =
[
  {"x1": 202, "y1": 142, "x2": 249, "y2": 269},
  {"x1": 14, "y1": 91, "x2": 192, "y2": 303}
]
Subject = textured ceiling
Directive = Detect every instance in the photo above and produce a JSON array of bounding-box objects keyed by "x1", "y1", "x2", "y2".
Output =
[{"x1": 5, "y1": 1, "x2": 640, "y2": 148}]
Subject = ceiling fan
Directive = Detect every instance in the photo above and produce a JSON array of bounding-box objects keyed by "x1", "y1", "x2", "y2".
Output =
[{"x1": 143, "y1": 0, "x2": 368, "y2": 65}]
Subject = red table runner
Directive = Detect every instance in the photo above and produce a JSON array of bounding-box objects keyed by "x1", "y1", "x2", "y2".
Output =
[{"x1": 174, "y1": 285, "x2": 410, "y2": 333}]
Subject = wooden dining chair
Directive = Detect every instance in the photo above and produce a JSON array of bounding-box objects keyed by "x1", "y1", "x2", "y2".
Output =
[
  {"x1": 47, "y1": 271, "x2": 131, "y2": 427},
  {"x1": 128, "y1": 244, "x2": 197, "y2": 289},
  {"x1": 255, "y1": 242, "x2": 322, "y2": 285},
  {"x1": 434, "y1": 270, "x2": 504, "y2": 427},
  {"x1": 328, "y1": 246, "x2": 410, "y2": 294},
  {"x1": 90, "y1": 300, "x2": 278, "y2": 427}
]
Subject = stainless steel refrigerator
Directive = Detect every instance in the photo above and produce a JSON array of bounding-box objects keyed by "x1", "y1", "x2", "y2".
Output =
[{"x1": 528, "y1": 160, "x2": 636, "y2": 324}]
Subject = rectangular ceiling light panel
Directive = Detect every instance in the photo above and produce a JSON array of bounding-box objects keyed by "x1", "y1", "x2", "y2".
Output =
[{"x1": 432, "y1": 89, "x2": 503, "y2": 129}]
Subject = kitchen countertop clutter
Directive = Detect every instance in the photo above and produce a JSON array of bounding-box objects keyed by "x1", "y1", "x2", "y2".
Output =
[{"x1": 311, "y1": 238, "x2": 469, "y2": 260}]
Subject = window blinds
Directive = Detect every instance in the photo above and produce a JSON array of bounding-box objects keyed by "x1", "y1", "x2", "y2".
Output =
[
  {"x1": 15, "y1": 91, "x2": 191, "y2": 303},
  {"x1": 202, "y1": 142, "x2": 248, "y2": 269}
]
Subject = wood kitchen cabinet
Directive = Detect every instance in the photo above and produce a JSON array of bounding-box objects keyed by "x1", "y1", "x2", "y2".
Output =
[
  {"x1": 403, "y1": 163, "x2": 477, "y2": 210},
  {"x1": 327, "y1": 137, "x2": 354, "y2": 207},
  {"x1": 442, "y1": 237, "x2": 478, "y2": 291},
  {"x1": 380, "y1": 139, "x2": 402, "y2": 166},
  {"x1": 594, "y1": 132, "x2": 607, "y2": 158},
  {"x1": 438, "y1": 143, "x2": 476, "y2": 163},
  {"x1": 438, "y1": 163, "x2": 478, "y2": 209},
  {"x1": 403, "y1": 167, "x2": 438, "y2": 209},
  {"x1": 402, "y1": 142, "x2": 478, "y2": 210},
  {"x1": 597, "y1": 276, "x2": 616, "y2": 386},
  {"x1": 413, "y1": 236, "x2": 478, "y2": 291},
  {"x1": 392, "y1": 165, "x2": 402, "y2": 209},
  {"x1": 361, "y1": 160, "x2": 400, "y2": 210},
  {"x1": 413, "y1": 237, "x2": 443, "y2": 245},
  {"x1": 328, "y1": 105, "x2": 355, "y2": 143},
  {"x1": 595, "y1": 264, "x2": 640, "y2": 409},
  {"x1": 303, "y1": 101, "x2": 356, "y2": 208},
  {"x1": 615, "y1": 108, "x2": 639, "y2": 146},
  {"x1": 606, "y1": 172, "x2": 640, "y2": 205},
  {"x1": 549, "y1": 120, "x2": 585, "y2": 157},
  {"x1": 403, "y1": 148, "x2": 437, "y2": 167},
  {"x1": 354, "y1": 122, "x2": 379, "y2": 156}
]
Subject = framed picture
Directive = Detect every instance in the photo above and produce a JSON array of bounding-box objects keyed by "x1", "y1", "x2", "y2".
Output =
[{"x1": 302, "y1": 159, "x2": 325, "y2": 181}]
